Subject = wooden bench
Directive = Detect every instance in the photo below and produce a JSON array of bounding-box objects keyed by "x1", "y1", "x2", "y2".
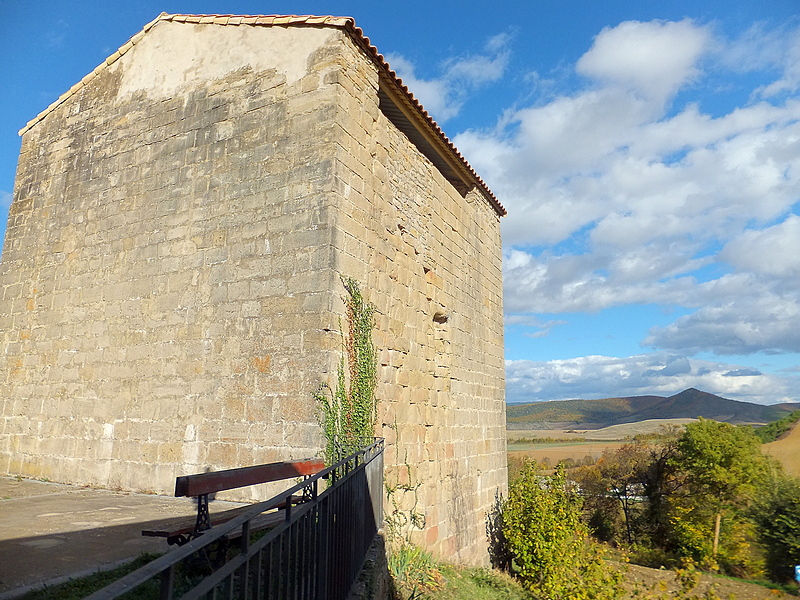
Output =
[{"x1": 142, "y1": 458, "x2": 325, "y2": 546}]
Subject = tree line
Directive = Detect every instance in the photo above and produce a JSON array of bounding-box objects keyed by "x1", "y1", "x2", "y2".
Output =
[{"x1": 491, "y1": 417, "x2": 800, "y2": 598}]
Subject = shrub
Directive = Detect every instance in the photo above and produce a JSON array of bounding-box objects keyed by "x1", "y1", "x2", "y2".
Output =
[
  {"x1": 751, "y1": 473, "x2": 800, "y2": 582},
  {"x1": 388, "y1": 543, "x2": 444, "y2": 599},
  {"x1": 501, "y1": 461, "x2": 624, "y2": 600}
]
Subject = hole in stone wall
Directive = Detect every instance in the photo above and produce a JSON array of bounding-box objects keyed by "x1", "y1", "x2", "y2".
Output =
[{"x1": 433, "y1": 311, "x2": 448, "y2": 324}]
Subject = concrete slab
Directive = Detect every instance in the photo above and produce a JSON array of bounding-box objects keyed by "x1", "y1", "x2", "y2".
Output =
[{"x1": 0, "y1": 476, "x2": 246, "y2": 597}]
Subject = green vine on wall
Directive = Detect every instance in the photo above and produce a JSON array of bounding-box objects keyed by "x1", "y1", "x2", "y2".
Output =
[{"x1": 315, "y1": 276, "x2": 378, "y2": 464}]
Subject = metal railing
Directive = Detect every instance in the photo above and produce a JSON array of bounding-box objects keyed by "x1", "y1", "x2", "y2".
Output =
[{"x1": 86, "y1": 439, "x2": 384, "y2": 600}]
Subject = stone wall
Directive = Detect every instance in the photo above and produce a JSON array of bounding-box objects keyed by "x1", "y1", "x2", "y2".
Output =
[
  {"x1": 0, "y1": 19, "x2": 506, "y2": 564},
  {"x1": 326, "y1": 37, "x2": 507, "y2": 563},
  {"x1": 0, "y1": 23, "x2": 346, "y2": 498}
]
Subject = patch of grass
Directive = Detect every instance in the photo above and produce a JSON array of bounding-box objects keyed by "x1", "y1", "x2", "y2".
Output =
[
  {"x1": 19, "y1": 553, "x2": 161, "y2": 600},
  {"x1": 426, "y1": 565, "x2": 532, "y2": 600},
  {"x1": 387, "y1": 543, "x2": 531, "y2": 600},
  {"x1": 389, "y1": 543, "x2": 445, "y2": 598}
]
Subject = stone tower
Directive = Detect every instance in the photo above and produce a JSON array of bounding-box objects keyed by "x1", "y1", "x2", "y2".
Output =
[{"x1": 0, "y1": 14, "x2": 507, "y2": 564}]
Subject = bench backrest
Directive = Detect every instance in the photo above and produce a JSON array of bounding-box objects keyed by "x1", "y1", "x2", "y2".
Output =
[{"x1": 174, "y1": 458, "x2": 325, "y2": 497}]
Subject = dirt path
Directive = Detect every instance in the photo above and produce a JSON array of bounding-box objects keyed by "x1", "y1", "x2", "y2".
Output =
[{"x1": 618, "y1": 562, "x2": 795, "y2": 599}]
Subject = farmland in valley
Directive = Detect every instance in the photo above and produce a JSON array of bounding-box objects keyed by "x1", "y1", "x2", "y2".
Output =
[{"x1": 506, "y1": 418, "x2": 697, "y2": 466}]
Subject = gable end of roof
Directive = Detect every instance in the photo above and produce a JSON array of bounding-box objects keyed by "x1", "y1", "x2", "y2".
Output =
[{"x1": 19, "y1": 13, "x2": 505, "y2": 216}]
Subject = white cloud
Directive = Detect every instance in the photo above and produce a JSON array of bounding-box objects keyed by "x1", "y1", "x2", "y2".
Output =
[
  {"x1": 645, "y1": 292, "x2": 800, "y2": 355},
  {"x1": 436, "y1": 18, "x2": 800, "y2": 404},
  {"x1": 577, "y1": 19, "x2": 711, "y2": 105},
  {"x1": 504, "y1": 314, "x2": 568, "y2": 338},
  {"x1": 724, "y1": 368, "x2": 763, "y2": 377},
  {"x1": 720, "y1": 215, "x2": 800, "y2": 276},
  {"x1": 459, "y1": 88, "x2": 800, "y2": 252},
  {"x1": 740, "y1": 24, "x2": 800, "y2": 99},
  {"x1": 452, "y1": 19, "x2": 800, "y2": 368},
  {"x1": 643, "y1": 356, "x2": 692, "y2": 377},
  {"x1": 385, "y1": 34, "x2": 509, "y2": 123},
  {"x1": 502, "y1": 246, "x2": 706, "y2": 314},
  {"x1": 384, "y1": 55, "x2": 455, "y2": 120},
  {"x1": 506, "y1": 353, "x2": 796, "y2": 405},
  {"x1": 721, "y1": 22, "x2": 787, "y2": 75}
]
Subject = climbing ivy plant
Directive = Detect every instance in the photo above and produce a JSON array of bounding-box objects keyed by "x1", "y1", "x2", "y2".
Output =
[{"x1": 315, "y1": 276, "x2": 378, "y2": 464}]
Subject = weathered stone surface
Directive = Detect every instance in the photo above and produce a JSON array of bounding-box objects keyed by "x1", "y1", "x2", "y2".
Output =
[{"x1": 0, "y1": 19, "x2": 506, "y2": 565}]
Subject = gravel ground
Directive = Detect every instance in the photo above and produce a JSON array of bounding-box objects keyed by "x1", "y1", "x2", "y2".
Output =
[{"x1": 618, "y1": 562, "x2": 796, "y2": 599}]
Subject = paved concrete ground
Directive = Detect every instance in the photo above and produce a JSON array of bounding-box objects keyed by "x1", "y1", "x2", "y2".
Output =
[{"x1": 0, "y1": 476, "x2": 246, "y2": 598}]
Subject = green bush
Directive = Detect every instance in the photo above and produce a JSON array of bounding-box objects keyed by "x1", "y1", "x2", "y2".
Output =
[
  {"x1": 501, "y1": 461, "x2": 624, "y2": 600},
  {"x1": 751, "y1": 472, "x2": 800, "y2": 582}
]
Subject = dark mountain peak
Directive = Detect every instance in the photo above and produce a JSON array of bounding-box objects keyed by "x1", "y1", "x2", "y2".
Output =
[{"x1": 669, "y1": 388, "x2": 715, "y2": 400}]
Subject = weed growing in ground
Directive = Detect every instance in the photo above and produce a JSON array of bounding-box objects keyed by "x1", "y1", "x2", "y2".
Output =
[{"x1": 19, "y1": 554, "x2": 161, "y2": 600}]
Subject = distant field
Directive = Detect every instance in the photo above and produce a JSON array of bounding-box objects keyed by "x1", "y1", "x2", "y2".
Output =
[
  {"x1": 506, "y1": 419, "x2": 697, "y2": 469},
  {"x1": 763, "y1": 421, "x2": 800, "y2": 476},
  {"x1": 508, "y1": 441, "x2": 625, "y2": 466},
  {"x1": 506, "y1": 417, "x2": 800, "y2": 476},
  {"x1": 507, "y1": 418, "x2": 697, "y2": 442}
]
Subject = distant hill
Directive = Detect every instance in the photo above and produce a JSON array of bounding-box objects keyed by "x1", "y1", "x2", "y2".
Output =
[{"x1": 507, "y1": 388, "x2": 800, "y2": 429}]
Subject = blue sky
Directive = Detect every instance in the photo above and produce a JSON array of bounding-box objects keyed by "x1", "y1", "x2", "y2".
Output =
[{"x1": 2, "y1": 1, "x2": 800, "y2": 405}]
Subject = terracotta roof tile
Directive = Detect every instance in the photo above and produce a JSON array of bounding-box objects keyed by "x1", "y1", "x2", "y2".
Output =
[{"x1": 19, "y1": 13, "x2": 504, "y2": 215}]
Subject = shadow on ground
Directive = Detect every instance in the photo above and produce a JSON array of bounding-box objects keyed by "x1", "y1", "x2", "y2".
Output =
[{"x1": 0, "y1": 476, "x2": 244, "y2": 597}]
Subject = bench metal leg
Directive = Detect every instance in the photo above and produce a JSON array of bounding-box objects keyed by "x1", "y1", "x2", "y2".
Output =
[{"x1": 193, "y1": 493, "x2": 212, "y2": 537}]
